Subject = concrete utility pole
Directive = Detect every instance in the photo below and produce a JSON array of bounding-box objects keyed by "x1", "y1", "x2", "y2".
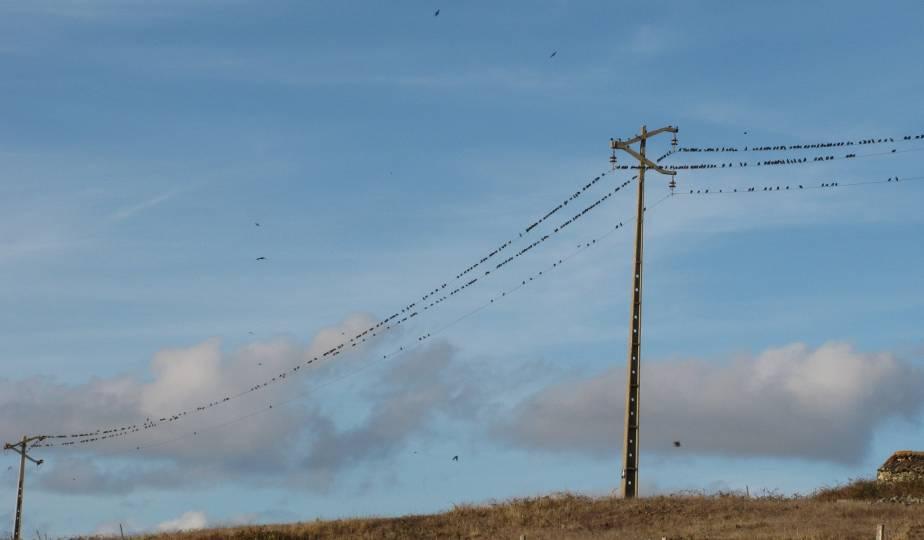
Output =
[
  {"x1": 609, "y1": 125, "x2": 678, "y2": 498},
  {"x1": 4, "y1": 436, "x2": 45, "y2": 540}
]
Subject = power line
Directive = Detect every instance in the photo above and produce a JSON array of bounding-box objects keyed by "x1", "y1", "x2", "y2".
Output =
[
  {"x1": 59, "y1": 197, "x2": 658, "y2": 456},
  {"x1": 31, "y1": 168, "x2": 922, "y2": 449},
  {"x1": 654, "y1": 131, "x2": 924, "y2": 162},
  {"x1": 336, "y1": 169, "x2": 619, "y2": 348},
  {"x1": 648, "y1": 146, "x2": 924, "y2": 172},
  {"x1": 673, "y1": 174, "x2": 922, "y2": 196},
  {"x1": 29, "y1": 169, "x2": 921, "y2": 455},
  {"x1": 30, "y1": 173, "x2": 638, "y2": 448}
]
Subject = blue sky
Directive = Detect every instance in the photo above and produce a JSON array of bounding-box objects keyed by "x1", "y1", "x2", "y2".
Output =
[{"x1": 2, "y1": 0, "x2": 924, "y2": 536}]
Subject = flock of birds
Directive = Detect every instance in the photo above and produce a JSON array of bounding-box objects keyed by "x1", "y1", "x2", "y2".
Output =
[
  {"x1": 36, "y1": 130, "x2": 915, "y2": 456},
  {"x1": 243, "y1": 184, "x2": 688, "y2": 457}
]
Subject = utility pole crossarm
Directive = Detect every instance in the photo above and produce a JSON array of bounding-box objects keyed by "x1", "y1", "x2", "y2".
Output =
[
  {"x1": 617, "y1": 125, "x2": 678, "y2": 146},
  {"x1": 4, "y1": 436, "x2": 46, "y2": 448},
  {"x1": 613, "y1": 143, "x2": 677, "y2": 176},
  {"x1": 4, "y1": 437, "x2": 46, "y2": 465}
]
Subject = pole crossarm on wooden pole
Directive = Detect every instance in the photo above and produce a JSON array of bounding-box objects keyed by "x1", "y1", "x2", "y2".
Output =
[
  {"x1": 608, "y1": 124, "x2": 678, "y2": 499},
  {"x1": 612, "y1": 142, "x2": 677, "y2": 176},
  {"x1": 4, "y1": 436, "x2": 45, "y2": 540}
]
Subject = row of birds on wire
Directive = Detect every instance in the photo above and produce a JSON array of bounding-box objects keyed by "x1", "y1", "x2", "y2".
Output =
[
  {"x1": 673, "y1": 175, "x2": 919, "y2": 197},
  {"x1": 334, "y1": 172, "x2": 622, "y2": 350},
  {"x1": 31, "y1": 170, "x2": 636, "y2": 448},
  {"x1": 28, "y1": 130, "x2": 924, "y2": 448},
  {"x1": 639, "y1": 146, "x2": 918, "y2": 173},
  {"x1": 30, "y1": 169, "x2": 922, "y2": 452},
  {"x1": 78, "y1": 170, "x2": 865, "y2": 457},
  {"x1": 105, "y1": 206, "x2": 643, "y2": 457},
  {"x1": 322, "y1": 170, "x2": 616, "y2": 349},
  {"x1": 654, "y1": 131, "x2": 924, "y2": 162},
  {"x1": 452, "y1": 174, "x2": 609, "y2": 282}
]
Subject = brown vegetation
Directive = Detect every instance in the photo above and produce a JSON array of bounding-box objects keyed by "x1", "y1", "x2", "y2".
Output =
[
  {"x1": 814, "y1": 477, "x2": 924, "y2": 502},
  {"x1": 81, "y1": 484, "x2": 924, "y2": 540}
]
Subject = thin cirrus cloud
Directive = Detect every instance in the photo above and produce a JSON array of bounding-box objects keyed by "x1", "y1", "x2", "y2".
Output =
[
  {"x1": 108, "y1": 188, "x2": 184, "y2": 222},
  {"x1": 493, "y1": 341, "x2": 924, "y2": 464}
]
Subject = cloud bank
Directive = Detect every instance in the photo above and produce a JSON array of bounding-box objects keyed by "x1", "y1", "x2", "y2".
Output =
[
  {"x1": 495, "y1": 342, "x2": 924, "y2": 464},
  {"x1": 4, "y1": 336, "x2": 920, "y2": 499},
  {"x1": 0, "y1": 313, "x2": 480, "y2": 495}
]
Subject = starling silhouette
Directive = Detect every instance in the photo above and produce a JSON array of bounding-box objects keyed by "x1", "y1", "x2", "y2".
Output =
[
  {"x1": 434, "y1": 8, "x2": 440, "y2": 16},
  {"x1": 549, "y1": 50, "x2": 557, "y2": 58},
  {"x1": 254, "y1": 222, "x2": 261, "y2": 227},
  {"x1": 452, "y1": 455, "x2": 459, "y2": 462},
  {"x1": 255, "y1": 256, "x2": 266, "y2": 261},
  {"x1": 673, "y1": 441, "x2": 682, "y2": 447}
]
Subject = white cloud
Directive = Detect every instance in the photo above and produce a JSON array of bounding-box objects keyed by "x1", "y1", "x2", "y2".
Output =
[
  {"x1": 495, "y1": 342, "x2": 924, "y2": 464},
  {"x1": 0, "y1": 312, "x2": 486, "y2": 495},
  {"x1": 156, "y1": 511, "x2": 208, "y2": 532}
]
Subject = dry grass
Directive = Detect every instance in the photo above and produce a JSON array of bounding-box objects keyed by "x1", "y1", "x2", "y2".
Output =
[
  {"x1": 77, "y1": 486, "x2": 924, "y2": 540},
  {"x1": 813, "y1": 478, "x2": 924, "y2": 502}
]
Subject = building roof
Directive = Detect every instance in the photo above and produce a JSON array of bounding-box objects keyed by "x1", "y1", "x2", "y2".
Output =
[{"x1": 878, "y1": 451, "x2": 924, "y2": 473}]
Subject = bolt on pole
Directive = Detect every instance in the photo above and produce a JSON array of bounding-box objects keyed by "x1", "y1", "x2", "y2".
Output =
[{"x1": 609, "y1": 124, "x2": 678, "y2": 498}]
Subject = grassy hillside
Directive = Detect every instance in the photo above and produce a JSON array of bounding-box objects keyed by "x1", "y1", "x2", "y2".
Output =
[{"x1": 84, "y1": 482, "x2": 924, "y2": 540}]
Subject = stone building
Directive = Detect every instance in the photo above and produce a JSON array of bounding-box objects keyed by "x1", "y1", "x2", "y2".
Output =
[{"x1": 877, "y1": 451, "x2": 924, "y2": 483}]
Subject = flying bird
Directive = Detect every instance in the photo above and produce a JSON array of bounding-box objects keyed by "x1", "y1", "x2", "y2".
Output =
[
  {"x1": 255, "y1": 256, "x2": 266, "y2": 261},
  {"x1": 549, "y1": 50, "x2": 557, "y2": 58},
  {"x1": 452, "y1": 455, "x2": 459, "y2": 462},
  {"x1": 434, "y1": 8, "x2": 440, "y2": 16},
  {"x1": 673, "y1": 441, "x2": 682, "y2": 448},
  {"x1": 254, "y1": 222, "x2": 261, "y2": 227}
]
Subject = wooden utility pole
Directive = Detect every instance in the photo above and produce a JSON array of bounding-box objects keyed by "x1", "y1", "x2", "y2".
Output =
[
  {"x1": 4, "y1": 435, "x2": 45, "y2": 540},
  {"x1": 609, "y1": 125, "x2": 678, "y2": 498}
]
